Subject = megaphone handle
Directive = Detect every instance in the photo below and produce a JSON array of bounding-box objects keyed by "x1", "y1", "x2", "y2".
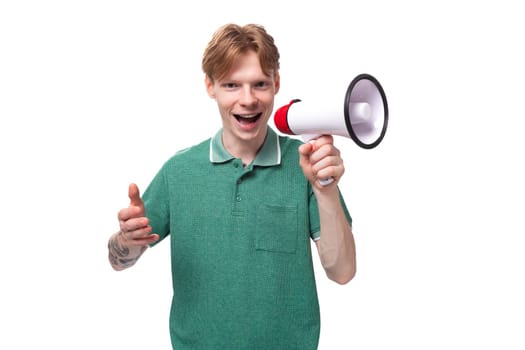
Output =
[
  {"x1": 319, "y1": 177, "x2": 335, "y2": 186},
  {"x1": 301, "y1": 134, "x2": 335, "y2": 187}
]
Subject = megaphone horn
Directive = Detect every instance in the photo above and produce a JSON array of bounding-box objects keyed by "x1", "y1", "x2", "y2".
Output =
[{"x1": 274, "y1": 73, "x2": 389, "y2": 149}]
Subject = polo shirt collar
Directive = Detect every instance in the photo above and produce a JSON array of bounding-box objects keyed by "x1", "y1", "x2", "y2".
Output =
[{"x1": 209, "y1": 127, "x2": 281, "y2": 166}]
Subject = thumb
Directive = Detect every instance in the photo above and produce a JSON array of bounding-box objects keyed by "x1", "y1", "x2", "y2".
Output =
[
  {"x1": 298, "y1": 142, "x2": 313, "y2": 165},
  {"x1": 298, "y1": 142, "x2": 313, "y2": 156},
  {"x1": 128, "y1": 183, "x2": 144, "y2": 207}
]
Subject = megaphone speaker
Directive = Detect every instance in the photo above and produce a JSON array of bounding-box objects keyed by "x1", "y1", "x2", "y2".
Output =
[{"x1": 274, "y1": 73, "x2": 389, "y2": 149}]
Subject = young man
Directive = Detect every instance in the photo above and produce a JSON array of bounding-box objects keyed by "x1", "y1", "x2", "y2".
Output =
[{"x1": 108, "y1": 23, "x2": 356, "y2": 349}]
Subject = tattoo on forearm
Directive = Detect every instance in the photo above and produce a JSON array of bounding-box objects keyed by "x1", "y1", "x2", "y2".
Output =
[{"x1": 108, "y1": 234, "x2": 141, "y2": 268}]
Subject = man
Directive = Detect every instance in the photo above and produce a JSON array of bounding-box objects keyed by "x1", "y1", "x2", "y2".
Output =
[{"x1": 108, "y1": 23, "x2": 356, "y2": 349}]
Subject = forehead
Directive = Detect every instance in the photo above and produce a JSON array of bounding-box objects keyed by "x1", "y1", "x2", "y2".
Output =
[{"x1": 222, "y1": 51, "x2": 273, "y2": 82}]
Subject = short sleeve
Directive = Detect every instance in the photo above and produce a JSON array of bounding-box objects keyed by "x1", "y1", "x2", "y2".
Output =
[{"x1": 142, "y1": 163, "x2": 171, "y2": 246}]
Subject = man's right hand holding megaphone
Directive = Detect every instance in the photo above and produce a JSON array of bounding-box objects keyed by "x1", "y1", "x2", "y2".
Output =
[{"x1": 297, "y1": 134, "x2": 343, "y2": 187}]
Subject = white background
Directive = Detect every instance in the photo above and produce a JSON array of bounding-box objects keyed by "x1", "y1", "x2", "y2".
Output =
[{"x1": 1, "y1": 1, "x2": 524, "y2": 349}]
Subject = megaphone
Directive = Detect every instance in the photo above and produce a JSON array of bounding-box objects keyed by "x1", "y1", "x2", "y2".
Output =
[{"x1": 274, "y1": 73, "x2": 388, "y2": 149}]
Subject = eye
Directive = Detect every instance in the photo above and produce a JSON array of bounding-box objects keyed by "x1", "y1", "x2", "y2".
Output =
[
  {"x1": 222, "y1": 82, "x2": 238, "y2": 90},
  {"x1": 254, "y1": 81, "x2": 271, "y2": 89}
]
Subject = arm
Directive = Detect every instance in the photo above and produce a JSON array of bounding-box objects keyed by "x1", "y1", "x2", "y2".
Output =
[
  {"x1": 108, "y1": 230, "x2": 147, "y2": 271},
  {"x1": 299, "y1": 136, "x2": 356, "y2": 284},
  {"x1": 313, "y1": 187, "x2": 356, "y2": 285},
  {"x1": 108, "y1": 183, "x2": 159, "y2": 271}
]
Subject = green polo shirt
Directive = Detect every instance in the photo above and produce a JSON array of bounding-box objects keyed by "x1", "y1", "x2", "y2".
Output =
[{"x1": 143, "y1": 127, "x2": 351, "y2": 349}]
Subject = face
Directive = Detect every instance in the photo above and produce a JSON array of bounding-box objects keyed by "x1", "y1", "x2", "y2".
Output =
[{"x1": 205, "y1": 50, "x2": 280, "y2": 152}]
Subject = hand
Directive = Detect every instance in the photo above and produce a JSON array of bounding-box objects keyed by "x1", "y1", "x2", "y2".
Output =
[
  {"x1": 117, "y1": 183, "x2": 159, "y2": 247},
  {"x1": 298, "y1": 135, "x2": 345, "y2": 189}
]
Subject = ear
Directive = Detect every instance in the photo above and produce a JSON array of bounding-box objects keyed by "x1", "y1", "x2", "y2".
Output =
[
  {"x1": 205, "y1": 75, "x2": 215, "y2": 98},
  {"x1": 274, "y1": 71, "x2": 280, "y2": 95}
]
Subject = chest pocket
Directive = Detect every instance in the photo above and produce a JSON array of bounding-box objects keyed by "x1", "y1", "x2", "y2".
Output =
[{"x1": 255, "y1": 204, "x2": 298, "y2": 254}]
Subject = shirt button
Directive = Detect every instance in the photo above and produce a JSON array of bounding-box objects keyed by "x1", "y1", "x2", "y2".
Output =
[
  {"x1": 236, "y1": 195, "x2": 241, "y2": 201},
  {"x1": 236, "y1": 179, "x2": 242, "y2": 184}
]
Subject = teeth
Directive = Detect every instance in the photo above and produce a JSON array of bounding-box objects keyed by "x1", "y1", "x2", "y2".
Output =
[{"x1": 236, "y1": 114, "x2": 257, "y2": 119}]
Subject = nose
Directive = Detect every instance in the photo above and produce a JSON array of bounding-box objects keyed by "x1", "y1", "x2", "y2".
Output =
[{"x1": 239, "y1": 86, "x2": 257, "y2": 106}]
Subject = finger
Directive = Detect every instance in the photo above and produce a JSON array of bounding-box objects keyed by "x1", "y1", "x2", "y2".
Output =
[
  {"x1": 298, "y1": 142, "x2": 313, "y2": 156},
  {"x1": 311, "y1": 152, "x2": 342, "y2": 170},
  {"x1": 310, "y1": 143, "x2": 341, "y2": 165},
  {"x1": 310, "y1": 135, "x2": 334, "y2": 151},
  {"x1": 128, "y1": 233, "x2": 160, "y2": 247},
  {"x1": 298, "y1": 143, "x2": 314, "y2": 173},
  {"x1": 120, "y1": 229, "x2": 160, "y2": 247},
  {"x1": 117, "y1": 206, "x2": 144, "y2": 221},
  {"x1": 316, "y1": 159, "x2": 345, "y2": 182},
  {"x1": 128, "y1": 183, "x2": 144, "y2": 207},
  {"x1": 121, "y1": 224, "x2": 160, "y2": 244},
  {"x1": 120, "y1": 216, "x2": 150, "y2": 233},
  {"x1": 121, "y1": 224, "x2": 152, "y2": 241}
]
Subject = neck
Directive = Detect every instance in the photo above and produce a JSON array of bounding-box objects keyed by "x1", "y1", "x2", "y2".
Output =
[{"x1": 222, "y1": 128, "x2": 267, "y2": 165}]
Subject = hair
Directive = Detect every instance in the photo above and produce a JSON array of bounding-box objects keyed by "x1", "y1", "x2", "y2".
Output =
[{"x1": 202, "y1": 23, "x2": 280, "y2": 82}]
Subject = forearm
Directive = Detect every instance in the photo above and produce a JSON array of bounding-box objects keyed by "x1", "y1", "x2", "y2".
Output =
[
  {"x1": 108, "y1": 231, "x2": 147, "y2": 271},
  {"x1": 315, "y1": 188, "x2": 356, "y2": 285}
]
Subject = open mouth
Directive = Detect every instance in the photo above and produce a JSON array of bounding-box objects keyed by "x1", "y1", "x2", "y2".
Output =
[{"x1": 233, "y1": 113, "x2": 262, "y2": 125}]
